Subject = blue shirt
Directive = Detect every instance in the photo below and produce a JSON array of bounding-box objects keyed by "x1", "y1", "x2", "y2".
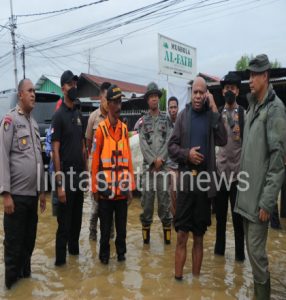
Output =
[
  {"x1": 45, "y1": 126, "x2": 54, "y2": 174},
  {"x1": 190, "y1": 109, "x2": 208, "y2": 161}
]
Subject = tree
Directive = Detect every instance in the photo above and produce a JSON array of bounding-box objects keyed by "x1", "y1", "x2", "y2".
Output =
[
  {"x1": 235, "y1": 54, "x2": 282, "y2": 71},
  {"x1": 159, "y1": 88, "x2": 167, "y2": 111}
]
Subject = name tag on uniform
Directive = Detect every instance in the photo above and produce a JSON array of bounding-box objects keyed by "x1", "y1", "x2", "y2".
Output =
[
  {"x1": 77, "y1": 117, "x2": 82, "y2": 126},
  {"x1": 17, "y1": 124, "x2": 26, "y2": 129}
]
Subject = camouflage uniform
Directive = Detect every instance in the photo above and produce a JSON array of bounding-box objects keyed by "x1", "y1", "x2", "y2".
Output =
[{"x1": 139, "y1": 110, "x2": 172, "y2": 243}]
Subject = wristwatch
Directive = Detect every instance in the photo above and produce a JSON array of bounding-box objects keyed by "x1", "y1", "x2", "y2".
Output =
[{"x1": 56, "y1": 180, "x2": 63, "y2": 188}]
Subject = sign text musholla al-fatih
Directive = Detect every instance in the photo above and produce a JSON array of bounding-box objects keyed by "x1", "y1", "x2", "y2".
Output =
[{"x1": 158, "y1": 34, "x2": 197, "y2": 80}]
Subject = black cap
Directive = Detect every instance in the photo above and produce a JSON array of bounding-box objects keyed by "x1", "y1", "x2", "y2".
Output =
[
  {"x1": 107, "y1": 84, "x2": 125, "y2": 101},
  {"x1": 220, "y1": 71, "x2": 241, "y2": 88},
  {"x1": 60, "y1": 70, "x2": 79, "y2": 87},
  {"x1": 247, "y1": 54, "x2": 271, "y2": 73}
]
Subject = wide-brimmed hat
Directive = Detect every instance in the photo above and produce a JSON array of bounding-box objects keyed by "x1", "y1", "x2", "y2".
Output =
[
  {"x1": 220, "y1": 71, "x2": 241, "y2": 88},
  {"x1": 247, "y1": 54, "x2": 271, "y2": 73}
]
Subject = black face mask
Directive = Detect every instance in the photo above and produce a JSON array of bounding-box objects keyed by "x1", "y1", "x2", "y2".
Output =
[
  {"x1": 224, "y1": 90, "x2": 236, "y2": 105},
  {"x1": 67, "y1": 87, "x2": 78, "y2": 101}
]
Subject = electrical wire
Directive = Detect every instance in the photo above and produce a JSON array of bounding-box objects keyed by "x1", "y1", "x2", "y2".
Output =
[{"x1": 15, "y1": 0, "x2": 109, "y2": 17}]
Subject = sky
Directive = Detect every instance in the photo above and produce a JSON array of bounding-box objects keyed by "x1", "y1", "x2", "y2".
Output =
[{"x1": 0, "y1": 0, "x2": 285, "y2": 92}]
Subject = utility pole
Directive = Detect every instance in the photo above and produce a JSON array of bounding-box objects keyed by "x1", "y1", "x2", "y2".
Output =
[
  {"x1": 9, "y1": 0, "x2": 18, "y2": 89},
  {"x1": 88, "y1": 48, "x2": 91, "y2": 74},
  {"x1": 21, "y1": 45, "x2": 25, "y2": 79}
]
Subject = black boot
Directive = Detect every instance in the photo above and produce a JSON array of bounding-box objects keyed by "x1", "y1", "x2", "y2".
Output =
[
  {"x1": 163, "y1": 226, "x2": 171, "y2": 245},
  {"x1": 142, "y1": 226, "x2": 150, "y2": 244},
  {"x1": 255, "y1": 278, "x2": 271, "y2": 300},
  {"x1": 89, "y1": 213, "x2": 98, "y2": 241}
]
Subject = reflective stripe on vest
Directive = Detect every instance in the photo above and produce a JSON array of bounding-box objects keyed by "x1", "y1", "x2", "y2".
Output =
[{"x1": 98, "y1": 120, "x2": 130, "y2": 199}]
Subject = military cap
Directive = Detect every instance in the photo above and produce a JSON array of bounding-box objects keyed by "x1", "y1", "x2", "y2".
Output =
[
  {"x1": 144, "y1": 82, "x2": 162, "y2": 101},
  {"x1": 247, "y1": 54, "x2": 271, "y2": 73}
]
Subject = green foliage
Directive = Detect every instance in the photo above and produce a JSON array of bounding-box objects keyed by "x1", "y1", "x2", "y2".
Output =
[
  {"x1": 159, "y1": 88, "x2": 166, "y2": 111},
  {"x1": 235, "y1": 54, "x2": 282, "y2": 71}
]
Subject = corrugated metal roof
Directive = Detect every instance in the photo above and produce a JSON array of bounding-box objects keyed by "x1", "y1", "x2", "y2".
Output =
[
  {"x1": 80, "y1": 73, "x2": 146, "y2": 95},
  {"x1": 35, "y1": 74, "x2": 61, "y2": 90}
]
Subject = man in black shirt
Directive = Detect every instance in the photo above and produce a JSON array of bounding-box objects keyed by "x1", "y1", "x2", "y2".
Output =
[{"x1": 51, "y1": 70, "x2": 87, "y2": 266}]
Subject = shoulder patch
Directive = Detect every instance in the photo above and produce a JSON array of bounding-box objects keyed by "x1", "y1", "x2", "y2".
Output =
[{"x1": 3, "y1": 116, "x2": 12, "y2": 131}]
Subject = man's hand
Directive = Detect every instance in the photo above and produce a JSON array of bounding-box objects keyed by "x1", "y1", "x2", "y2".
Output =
[
  {"x1": 188, "y1": 146, "x2": 204, "y2": 165},
  {"x1": 259, "y1": 208, "x2": 270, "y2": 222},
  {"x1": 93, "y1": 192, "x2": 99, "y2": 202},
  {"x1": 206, "y1": 90, "x2": 218, "y2": 113},
  {"x1": 57, "y1": 187, "x2": 66, "y2": 204},
  {"x1": 154, "y1": 157, "x2": 164, "y2": 171},
  {"x1": 39, "y1": 192, "x2": 46, "y2": 213},
  {"x1": 127, "y1": 191, "x2": 133, "y2": 206},
  {"x1": 3, "y1": 193, "x2": 14, "y2": 214}
]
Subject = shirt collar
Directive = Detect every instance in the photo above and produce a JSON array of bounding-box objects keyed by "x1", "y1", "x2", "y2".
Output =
[
  {"x1": 105, "y1": 116, "x2": 122, "y2": 130},
  {"x1": 16, "y1": 104, "x2": 25, "y2": 115},
  {"x1": 62, "y1": 101, "x2": 76, "y2": 111}
]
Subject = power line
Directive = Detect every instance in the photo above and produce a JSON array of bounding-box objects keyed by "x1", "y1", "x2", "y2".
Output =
[
  {"x1": 15, "y1": 0, "x2": 109, "y2": 17},
  {"x1": 24, "y1": 0, "x2": 186, "y2": 52}
]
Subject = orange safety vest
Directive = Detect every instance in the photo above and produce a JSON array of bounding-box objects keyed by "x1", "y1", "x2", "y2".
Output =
[{"x1": 97, "y1": 120, "x2": 131, "y2": 199}]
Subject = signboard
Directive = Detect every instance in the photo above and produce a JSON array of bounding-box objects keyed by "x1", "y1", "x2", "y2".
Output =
[{"x1": 158, "y1": 34, "x2": 197, "y2": 80}]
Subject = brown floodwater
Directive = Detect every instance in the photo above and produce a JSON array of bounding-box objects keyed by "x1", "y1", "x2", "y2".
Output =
[{"x1": 0, "y1": 194, "x2": 286, "y2": 299}]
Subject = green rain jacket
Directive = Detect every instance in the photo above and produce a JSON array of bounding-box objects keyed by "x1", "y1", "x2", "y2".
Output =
[{"x1": 235, "y1": 85, "x2": 286, "y2": 223}]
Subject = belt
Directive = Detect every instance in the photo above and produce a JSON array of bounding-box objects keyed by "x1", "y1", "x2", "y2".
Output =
[{"x1": 191, "y1": 169, "x2": 198, "y2": 176}]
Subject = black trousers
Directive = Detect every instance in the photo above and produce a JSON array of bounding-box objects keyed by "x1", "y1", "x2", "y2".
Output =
[
  {"x1": 4, "y1": 195, "x2": 38, "y2": 283},
  {"x1": 281, "y1": 171, "x2": 286, "y2": 218},
  {"x1": 214, "y1": 181, "x2": 245, "y2": 259},
  {"x1": 98, "y1": 199, "x2": 127, "y2": 260},
  {"x1": 56, "y1": 185, "x2": 84, "y2": 263}
]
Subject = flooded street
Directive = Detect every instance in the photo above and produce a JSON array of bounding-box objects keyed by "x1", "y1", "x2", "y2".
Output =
[{"x1": 0, "y1": 194, "x2": 286, "y2": 299}]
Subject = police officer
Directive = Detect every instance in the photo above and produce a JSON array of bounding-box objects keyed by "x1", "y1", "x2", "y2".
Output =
[
  {"x1": 0, "y1": 78, "x2": 46, "y2": 289},
  {"x1": 139, "y1": 82, "x2": 172, "y2": 244},
  {"x1": 166, "y1": 96, "x2": 179, "y2": 218},
  {"x1": 215, "y1": 72, "x2": 245, "y2": 262},
  {"x1": 51, "y1": 70, "x2": 87, "y2": 266}
]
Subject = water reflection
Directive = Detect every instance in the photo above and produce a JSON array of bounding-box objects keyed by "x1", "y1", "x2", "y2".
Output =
[{"x1": 0, "y1": 194, "x2": 286, "y2": 299}]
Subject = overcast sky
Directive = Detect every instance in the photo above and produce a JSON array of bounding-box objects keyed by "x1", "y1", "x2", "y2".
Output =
[{"x1": 0, "y1": 0, "x2": 285, "y2": 91}]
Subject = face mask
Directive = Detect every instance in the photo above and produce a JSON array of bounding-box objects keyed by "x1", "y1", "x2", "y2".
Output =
[
  {"x1": 224, "y1": 90, "x2": 236, "y2": 105},
  {"x1": 67, "y1": 87, "x2": 78, "y2": 101}
]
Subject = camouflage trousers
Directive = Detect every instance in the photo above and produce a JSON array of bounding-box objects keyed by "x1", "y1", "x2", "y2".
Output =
[{"x1": 140, "y1": 169, "x2": 172, "y2": 227}]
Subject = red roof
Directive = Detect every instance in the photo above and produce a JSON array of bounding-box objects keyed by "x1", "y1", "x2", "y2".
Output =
[{"x1": 80, "y1": 73, "x2": 146, "y2": 94}]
